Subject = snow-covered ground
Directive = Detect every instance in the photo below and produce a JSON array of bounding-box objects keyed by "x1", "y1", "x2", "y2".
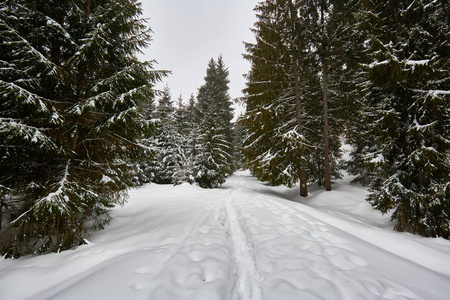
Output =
[{"x1": 1, "y1": 171, "x2": 450, "y2": 300}]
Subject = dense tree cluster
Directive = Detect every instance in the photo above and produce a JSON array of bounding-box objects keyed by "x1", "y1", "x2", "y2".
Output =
[
  {"x1": 242, "y1": 0, "x2": 359, "y2": 195},
  {"x1": 242, "y1": 0, "x2": 449, "y2": 238},
  {"x1": 136, "y1": 56, "x2": 236, "y2": 188},
  {"x1": 353, "y1": 0, "x2": 450, "y2": 238},
  {"x1": 0, "y1": 0, "x2": 166, "y2": 257}
]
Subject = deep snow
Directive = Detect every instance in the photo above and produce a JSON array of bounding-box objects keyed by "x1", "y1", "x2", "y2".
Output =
[{"x1": 1, "y1": 171, "x2": 450, "y2": 300}]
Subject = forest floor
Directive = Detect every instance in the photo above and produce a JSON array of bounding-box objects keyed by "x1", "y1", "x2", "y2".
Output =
[{"x1": 1, "y1": 171, "x2": 450, "y2": 300}]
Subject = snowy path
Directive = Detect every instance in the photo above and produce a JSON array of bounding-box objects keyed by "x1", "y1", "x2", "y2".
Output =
[
  {"x1": 1, "y1": 171, "x2": 450, "y2": 299},
  {"x1": 222, "y1": 173, "x2": 450, "y2": 300},
  {"x1": 223, "y1": 176, "x2": 262, "y2": 300}
]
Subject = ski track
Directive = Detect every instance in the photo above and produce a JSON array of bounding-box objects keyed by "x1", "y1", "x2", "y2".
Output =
[
  {"x1": 225, "y1": 175, "x2": 422, "y2": 300},
  {"x1": 223, "y1": 175, "x2": 263, "y2": 300}
]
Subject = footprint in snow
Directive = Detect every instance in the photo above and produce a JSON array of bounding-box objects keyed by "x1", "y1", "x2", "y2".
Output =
[{"x1": 135, "y1": 267, "x2": 149, "y2": 274}]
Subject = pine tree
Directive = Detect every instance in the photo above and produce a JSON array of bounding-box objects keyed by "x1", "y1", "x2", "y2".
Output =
[
  {"x1": 233, "y1": 115, "x2": 246, "y2": 170},
  {"x1": 145, "y1": 86, "x2": 185, "y2": 184},
  {"x1": 242, "y1": 0, "x2": 308, "y2": 190},
  {"x1": 131, "y1": 82, "x2": 157, "y2": 186},
  {"x1": 352, "y1": 0, "x2": 450, "y2": 238},
  {"x1": 181, "y1": 94, "x2": 200, "y2": 184},
  {"x1": 0, "y1": 0, "x2": 165, "y2": 257},
  {"x1": 193, "y1": 57, "x2": 234, "y2": 188}
]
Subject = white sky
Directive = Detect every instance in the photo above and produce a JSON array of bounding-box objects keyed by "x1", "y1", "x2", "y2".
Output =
[{"x1": 139, "y1": 0, "x2": 259, "y2": 104}]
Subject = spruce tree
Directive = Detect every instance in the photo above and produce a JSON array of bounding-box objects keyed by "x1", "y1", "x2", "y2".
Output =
[
  {"x1": 242, "y1": 0, "x2": 307, "y2": 189},
  {"x1": 193, "y1": 57, "x2": 234, "y2": 188},
  {"x1": 145, "y1": 86, "x2": 185, "y2": 184},
  {"x1": 232, "y1": 116, "x2": 246, "y2": 170},
  {"x1": 181, "y1": 94, "x2": 200, "y2": 184},
  {"x1": 352, "y1": 0, "x2": 450, "y2": 238},
  {"x1": 0, "y1": 0, "x2": 165, "y2": 257}
]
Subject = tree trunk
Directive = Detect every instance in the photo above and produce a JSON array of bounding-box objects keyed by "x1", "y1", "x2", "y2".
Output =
[
  {"x1": 294, "y1": 62, "x2": 308, "y2": 197},
  {"x1": 320, "y1": 2, "x2": 332, "y2": 192},
  {"x1": 322, "y1": 60, "x2": 332, "y2": 191},
  {"x1": 288, "y1": 0, "x2": 308, "y2": 197},
  {"x1": 0, "y1": 198, "x2": 3, "y2": 230}
]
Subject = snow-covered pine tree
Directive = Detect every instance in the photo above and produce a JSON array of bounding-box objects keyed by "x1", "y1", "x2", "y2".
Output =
[
  {"x1": 132, "y1": 81, "x2": 157, "y2": 185},
  {"x1": 193, "y1": 57, "x2": 234, "y2": 188},
  {"x1": 174, "y1": 95, "x2": 187, "y2": 132},
  {"x1": 0, "y1": 0, "x2": 165, "y2": 257},
  {"x1": 232, "y1": 116, "x2": 246, "y2": 170},
  {"x1": 171, "y1": 94, "x2": 196, "y2": 184},
  {"x1": 145, "y1": 86, "x2": 185, "y2": 184},
  {"x1": 242, "y1": 0, "x2": 307, "y2": 189},
  {"x1": 353, "y1": 0, "x2": 450, "y2": 238},
  {"x1": 180, "y1": 94, "x2": 200, "y2": 184}
]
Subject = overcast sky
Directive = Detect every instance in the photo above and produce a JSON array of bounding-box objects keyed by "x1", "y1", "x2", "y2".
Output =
[{"x1": 139, "y1": 0, "x2": 259, "y2": 104}]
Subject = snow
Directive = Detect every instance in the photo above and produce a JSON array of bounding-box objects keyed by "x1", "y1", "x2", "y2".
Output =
[
  {"x1": 366, "y1": 60, "x2": 389, "y2": 68},
  {"x1": 411, "y1": 118, "x2": 436, "y2": 131},
  {"x1": 405, "y1": 59, "x2": 429, "y2": 65},
  {"x1": 100, "y1": 174, "x2": 114, "y2": 184},
  {"x1": 1, "y1": 171, "x2": 450, "y2": 300}
]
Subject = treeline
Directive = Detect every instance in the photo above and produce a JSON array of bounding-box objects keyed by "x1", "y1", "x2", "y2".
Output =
[{"x1": 241, "y1": 0, "x2": 449, "y2": 238}]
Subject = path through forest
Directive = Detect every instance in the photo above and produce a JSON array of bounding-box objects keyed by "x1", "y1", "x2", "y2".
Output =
[{"x1": 1, "y1": 171, "x2": 450, "y2": 300}]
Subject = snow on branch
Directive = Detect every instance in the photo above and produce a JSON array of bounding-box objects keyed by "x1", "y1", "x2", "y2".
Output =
[
  {"x1": 412, "y1": 89, "x2": 450, "y2": 97},
  {"x1": 109, "y1": 132, "x2": 156, "y2": 151},
  {"x1": 41, "y1": 16, "x2": 77, "y2": 48},
  {"x1": 91, "y1": 63, "x2": 144, "y2": 91},
  {"x1": 68, "y1": 91, "x2": 114, "y2": 115},
  {"x1": 409, "y1": 118, "x2": 437, "y2": 132},
  {"x1": 12, "y1": 160, "x2": 72, "y2": 224},
  {"x1": 113, "y1": 84, "x2": 150, "y2": 108},
  {"x1": 98, "y1": 106, "x2": 138, "y2": 131},
  {"x1": 0, "y1": 80, "x2": 50, "y2": 113},
  {"x1": 0, "y1": 117, "x2": 57, "y2": 150},
  {"x1": 36, "y1": 161, "x2": 71, "y2": 209},
  {"x1": 1, "y1": 21, "x2": 60, "y2": 77},
  {"x1": 405, "y1": 59, "x2": 430, "y2": 65}
]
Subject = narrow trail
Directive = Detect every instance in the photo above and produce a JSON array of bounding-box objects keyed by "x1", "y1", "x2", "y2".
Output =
[{"x1": 224, "y1": 175, "x2": 262, "y2": 300}]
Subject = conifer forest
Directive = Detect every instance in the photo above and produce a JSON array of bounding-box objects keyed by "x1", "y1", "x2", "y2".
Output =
[{"x1": 0, "y1": 0, "x2": 449, "y2": 266}]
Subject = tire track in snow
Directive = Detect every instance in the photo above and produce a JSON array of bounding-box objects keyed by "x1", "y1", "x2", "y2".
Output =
[{"x1": 224, "y1": 177, "x2": 262, "y2": 300}]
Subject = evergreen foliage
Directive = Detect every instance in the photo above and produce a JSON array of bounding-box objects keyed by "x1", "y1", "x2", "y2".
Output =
[
  {"x1": 145, "y1": 86, "x2": 185, "y2": 184},
  {"x1": 137, "y1": 68, "x2": 235, "y2": 188},
  {"x1": 242, "y1": 0, "x2": 304, "y2": 188},
  {"x1": 174, "y1": 94, "x2": 199, "y2": 184},
  {"x1": 194, "y1": 57, "x2": 234, "y2": 188},
  {"x1": 242, "y1": 0, "x2": 357, "y2": 193},
  {"x1": 349, "y1": 0, "x2": 450, "y2": 238},
  {"x1": 243, "y1": 0, "x2": 449, "y2": 239},
  {"x1": 0, "y1": 0, "x2": 165, "y2": 257},
  {"x1": 232, "y1": 116, "x2": 246, "y2": 170}
]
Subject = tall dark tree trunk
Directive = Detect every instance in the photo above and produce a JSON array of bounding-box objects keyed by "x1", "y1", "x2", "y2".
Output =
[
  {"x1": 295, "y1": 61, "x2": 308, "y2": 197},
  {"x1": 0, "y1": 197, "x2": 3, "y2": 230},
  {"x1": 320, "y1": 2, "x2": 332, "y2": 191},
  {"x1": 322, "y1": 60, "x2": 332, "y2": 191},
  {"x1": 288, "y1": 0, "x2": 308, "y2": 197}
]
